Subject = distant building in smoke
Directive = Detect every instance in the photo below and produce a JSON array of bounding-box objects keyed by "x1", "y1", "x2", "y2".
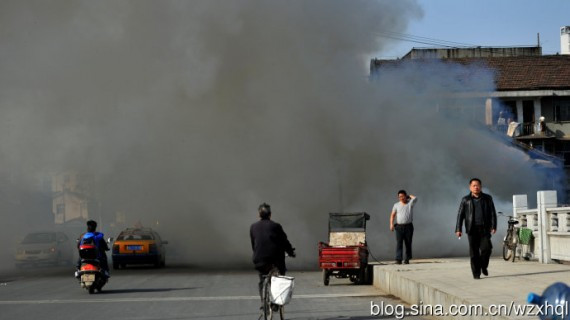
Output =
[
  {"x1": 370, "y1": 47, "x2": 570, "y2": 200},
  {"x1": 51, "y1": 171, "x2": 95, "y2": 225},
  {"x1": 402, "y1": 46, "x2": 542, "y2": 59}
]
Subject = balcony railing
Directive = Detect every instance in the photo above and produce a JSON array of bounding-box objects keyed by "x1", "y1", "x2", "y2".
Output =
[
  {"x1": 514, "y1": 191, "x2": 570, "y2": 263},
  {"x1": 521, "y1": 122, "x2": 536, "y2": 136}
]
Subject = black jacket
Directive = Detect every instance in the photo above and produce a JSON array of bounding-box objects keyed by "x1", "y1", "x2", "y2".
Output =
[
  {"x1": 455, "y1": 193, "x2": 497, "y2": 234},
  {"x1": 250, "y1": 219, "x2": 294, "y2": 269}
]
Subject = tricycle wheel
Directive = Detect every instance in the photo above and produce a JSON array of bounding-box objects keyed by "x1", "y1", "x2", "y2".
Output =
[
  {"x1": 366, "y1": 265, "x2": 373, "y2": 284},
  {"x1": 322, "y1": 269, "x2": 330, "y2": 286},
  {"x1": 358, "y1": 264, "x2": 368, "y2": 285}
]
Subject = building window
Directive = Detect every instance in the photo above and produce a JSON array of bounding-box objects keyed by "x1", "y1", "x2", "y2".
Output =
[
  {"x1": 56, "y1": 204, "x2": 65, "y2": 215},
  {"x1": 501, "y1": 100, "x2": 517, "y2": 122},
  {"x1": 555, "y1": 102, "x2": 570, "y2": 122},
  {"x1": 522, "y1": 100, "x2": 535, "y2": 123}
]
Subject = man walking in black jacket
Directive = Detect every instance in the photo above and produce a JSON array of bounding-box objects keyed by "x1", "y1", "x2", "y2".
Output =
[
  {"x1": 250, "y1": 203, "x2": 295, "y2": 297},
  {"x1": 455, "y1": 178, "x2": 497, "y2": 279}
]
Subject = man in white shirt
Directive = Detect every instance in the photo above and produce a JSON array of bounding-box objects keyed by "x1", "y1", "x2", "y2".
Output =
[{"x1": 390, "y1": 190, "x2": 417, "y2": 264}]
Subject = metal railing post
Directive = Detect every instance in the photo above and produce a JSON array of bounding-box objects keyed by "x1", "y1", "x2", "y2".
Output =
[
  {"x1": 537, "y1": 191, "x2": 557, "y2": 263},
  {"x1": 512, "y1": 194, "x2": 528, "y2": 218}
]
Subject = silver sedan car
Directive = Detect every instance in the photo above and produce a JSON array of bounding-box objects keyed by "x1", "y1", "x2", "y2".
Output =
[{"x1": 15, "y1": 232, "x2": 74, "y2": 267}]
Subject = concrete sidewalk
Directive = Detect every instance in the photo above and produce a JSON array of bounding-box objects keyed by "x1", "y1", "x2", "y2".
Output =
[{"x1": 372, "y1": 257, "x2": 570, "y2": 319}]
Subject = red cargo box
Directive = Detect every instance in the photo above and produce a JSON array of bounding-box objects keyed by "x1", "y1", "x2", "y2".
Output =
[{"x1": 318, "y1": 242, "x2": 367, "y2": 269}]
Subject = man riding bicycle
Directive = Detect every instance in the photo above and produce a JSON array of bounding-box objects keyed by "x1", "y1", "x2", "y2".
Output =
[{"x1": 250, "y1": 203, "x2": 295, "y2": 300}]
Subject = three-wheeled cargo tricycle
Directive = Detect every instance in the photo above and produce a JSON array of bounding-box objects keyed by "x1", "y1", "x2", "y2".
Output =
[{"x1": 318, "y1": 212, "x2": 372, "y2": 286}]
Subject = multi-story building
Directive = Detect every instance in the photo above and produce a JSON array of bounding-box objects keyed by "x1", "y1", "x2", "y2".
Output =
[
  {"x1": 371, "y1": 40, "x2": 570, "y2": 200},
  {"x1": 51, "y1": 171, "x2": 94, "y2": 225}
]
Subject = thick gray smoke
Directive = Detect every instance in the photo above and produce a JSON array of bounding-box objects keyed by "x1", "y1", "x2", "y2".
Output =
[{"x1": 0, "y1": 1, "x2": 560, "y2": 272}]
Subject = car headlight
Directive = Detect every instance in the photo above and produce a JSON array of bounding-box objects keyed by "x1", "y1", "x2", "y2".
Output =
[{"x1": 44, "y1": 248, "x2": 56, "y2": 254}]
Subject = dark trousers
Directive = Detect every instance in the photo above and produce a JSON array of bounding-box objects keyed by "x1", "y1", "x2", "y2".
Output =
[
  {"x1": 255, "y1": 263, "x2": 285, "y2": 301},
  {"x1": 467, "y1": 226, "x2": 493, "y2": 277},
  {"x1": 395, "y1": 223, "x2": 414, "y2": 261}
]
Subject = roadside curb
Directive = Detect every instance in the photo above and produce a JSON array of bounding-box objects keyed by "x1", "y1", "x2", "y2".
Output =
[
  {"x1": 373, "y1": 262, "x2": 507, "y2": 320},
  {"x1": 370, "y1": 258, "x2": 570, "y2": 320}
]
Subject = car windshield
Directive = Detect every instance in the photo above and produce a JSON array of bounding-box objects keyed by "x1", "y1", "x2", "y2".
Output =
[
  {"x1": 117, "y1": 232, "x2": 154, "y2": 241},
  {"x1": 22, "y1": 233, "x2": 56, "y2": 244}
]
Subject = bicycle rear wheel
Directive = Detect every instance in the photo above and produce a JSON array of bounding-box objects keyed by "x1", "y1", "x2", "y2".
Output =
[
  {"x1": 261, "y1": 267, "x2": 283, "y2": 320},
  {"x1": 511, "y1": 233, "x2": 518, "y2": 262},
  {"x1": 502, "y1": 243, "x2": 512, "y2": 261},
  {"x1": 502, "y1": 232, "x2": 513, "y2": 261},
  {"x1": 262, "y1": 277, "x2": 272, "y2": 320}
]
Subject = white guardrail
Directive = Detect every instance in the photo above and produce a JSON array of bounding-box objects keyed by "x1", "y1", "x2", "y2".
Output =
[{"x1": 513, "y1": 191, "x2": 570, "y2": 263}]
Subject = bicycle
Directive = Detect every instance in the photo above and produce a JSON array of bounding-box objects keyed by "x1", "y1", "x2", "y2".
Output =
[
  {"x1": 499, "y1": 212, "x2": 520, "y2": 262},
  {"x1": 260, "y1": 266, "x2": 285, "y2": 320}
]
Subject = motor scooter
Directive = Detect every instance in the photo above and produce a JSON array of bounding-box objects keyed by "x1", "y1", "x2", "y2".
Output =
[{"x1": 75, "y1": 238, "x2": 112, "y2": 294}]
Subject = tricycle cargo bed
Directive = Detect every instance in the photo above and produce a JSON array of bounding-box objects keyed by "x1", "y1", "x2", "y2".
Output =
[
  {"x1": 329, "y1": 232, "x2": 365, "y2": 246},
  {"x1": 318, "y1": 242, "x2": 368, "y2": 269}
]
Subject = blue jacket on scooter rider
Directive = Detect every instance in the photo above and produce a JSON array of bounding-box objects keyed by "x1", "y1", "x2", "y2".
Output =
[
  {"x1": 80, "y1": 232, "x2": 106, "y2": 256},
  {"x1": 77, "y1": 220, "x2": 110, "y2": 277}
]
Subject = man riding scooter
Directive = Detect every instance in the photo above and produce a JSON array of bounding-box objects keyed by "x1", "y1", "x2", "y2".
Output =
[{"x1": 76, "y1": 220, "x2": 110, "y2": 278}]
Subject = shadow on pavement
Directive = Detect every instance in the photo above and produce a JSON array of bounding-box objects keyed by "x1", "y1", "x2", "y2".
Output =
[
  {"x1": 316, "y1": 316, "x2": 392, "y2": 320},
  {"x1": 101, "y1": 287, "x2": 199, "y2": 294},
  {"x1": 488, "y1": 269, "x2": 570, "y2": 278}
]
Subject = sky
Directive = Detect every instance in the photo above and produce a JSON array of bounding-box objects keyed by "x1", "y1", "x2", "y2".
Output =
[{"x1": 378, "y1": 0, "x2": 570, "y2": 58}]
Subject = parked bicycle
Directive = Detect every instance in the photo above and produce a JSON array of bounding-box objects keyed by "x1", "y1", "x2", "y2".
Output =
[{"x1": 499, "y1": 212, "x2": 520, "y2": 262}]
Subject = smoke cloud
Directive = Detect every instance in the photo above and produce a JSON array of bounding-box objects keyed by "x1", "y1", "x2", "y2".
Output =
[{"x1": 0, "y1": 1, "x2": 560, "y2": 272}]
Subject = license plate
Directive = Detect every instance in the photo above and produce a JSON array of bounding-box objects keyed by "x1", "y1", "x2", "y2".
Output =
[
  {"x1": 81, "y1": 274, "x2": 95, "y2": 282},
  {"x1": 127, "y1": 245, "x2": 142, "y2": 251}
]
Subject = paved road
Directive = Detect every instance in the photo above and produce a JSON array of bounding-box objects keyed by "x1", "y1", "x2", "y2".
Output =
[{"x1": 0, "y1": 265, "x2": 427, "y2": 320}]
